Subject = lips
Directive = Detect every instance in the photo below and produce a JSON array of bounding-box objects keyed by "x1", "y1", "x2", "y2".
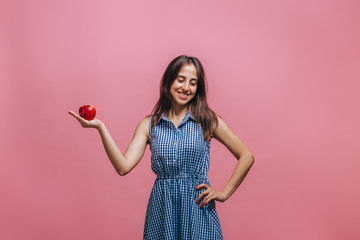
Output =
[{"x1": 177, "y1": 91, "x2": 189, "y2": 100}]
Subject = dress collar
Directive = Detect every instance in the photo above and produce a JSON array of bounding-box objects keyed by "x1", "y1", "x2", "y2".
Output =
[{"x1": 161, "y1": 108, "x2": 195, "y2": 126}]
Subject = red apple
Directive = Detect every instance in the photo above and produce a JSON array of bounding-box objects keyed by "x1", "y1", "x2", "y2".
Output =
[{"x1": 79, "y1": 104, "x2": 96, "y2": 120}]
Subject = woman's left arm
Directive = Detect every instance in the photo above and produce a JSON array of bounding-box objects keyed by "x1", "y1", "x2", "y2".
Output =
[{"x1": 196, "y1": 114, "x2": 255, "y2": 207}]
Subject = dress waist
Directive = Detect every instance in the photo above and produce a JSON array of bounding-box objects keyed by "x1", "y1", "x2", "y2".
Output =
[{"x1": 156, "y1": 172, "x2": 209, "y2": 181}]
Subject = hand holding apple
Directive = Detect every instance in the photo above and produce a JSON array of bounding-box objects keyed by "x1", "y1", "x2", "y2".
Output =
[{"x1": 68, "y1": 105, "x2": 103, "y2": 129}]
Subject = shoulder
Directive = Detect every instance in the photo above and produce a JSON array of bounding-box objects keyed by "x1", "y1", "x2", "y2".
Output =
[
  {"x1": 141, "y1": 116, "x2": 150, "y2": 129},
  {"x1": 141, "y1": 115, "x2": 151, "y2": 125},
  {"x1": 203, "y1": 111, "x2": 222, "y2": 141},
  {"x1": 211, "y1": 112, "x2": 229, "y2": 139},
  {"x1": 135, "y1": 116, "x2": 150, "y2": 139},
  {"x1": 211, "y1": 112, "x2": 222, "y2": 131}
]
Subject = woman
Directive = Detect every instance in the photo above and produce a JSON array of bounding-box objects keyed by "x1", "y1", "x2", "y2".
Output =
[{"x1": 68, "y1": 55, "x2": 255, "y2": 239}]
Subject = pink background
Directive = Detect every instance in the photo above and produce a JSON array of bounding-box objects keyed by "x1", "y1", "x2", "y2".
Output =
[{"x1": 1, "y1": 0, "x2": 360, "y2": 239}]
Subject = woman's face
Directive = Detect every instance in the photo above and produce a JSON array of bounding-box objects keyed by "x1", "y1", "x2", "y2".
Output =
[{"x1": 170, "y1": 63, "x2": 198, "y2": 108}]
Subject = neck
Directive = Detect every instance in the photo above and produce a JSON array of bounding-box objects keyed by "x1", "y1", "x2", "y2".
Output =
[{"x1": 168, "y1": 104, "x2": 188, "y2": 119}]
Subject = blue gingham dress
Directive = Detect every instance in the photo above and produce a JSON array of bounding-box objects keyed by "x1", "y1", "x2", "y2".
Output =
[{"x1": 144, "y1": 110, "x2": 223, "y2": 239}]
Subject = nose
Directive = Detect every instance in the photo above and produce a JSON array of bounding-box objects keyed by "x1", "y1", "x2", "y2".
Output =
[{"x1": 182, "y1": 80, "x2": 190, "y2": 91}]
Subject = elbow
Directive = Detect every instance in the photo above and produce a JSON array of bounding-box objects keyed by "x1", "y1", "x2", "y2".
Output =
[
  {"x1": 248, "y1": 152, "x2": 255, "y2": 163},
  {"x1": 118, "y1": 171, "x2": 127, "y2": 176},
  {"x1": 242, "y1": 153, "x2": 255, "y2": 164},
  {"x1": 250, "y1": 154, "x2": 255, "y2": 164},
  {"x1": 117, "y1": 168, "x2": 129, "y2": 176}
]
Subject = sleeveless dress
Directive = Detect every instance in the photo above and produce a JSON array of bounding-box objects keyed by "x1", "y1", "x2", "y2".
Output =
[{"x1": 143, "y1": 110, "x2": 223, "y2": 239}]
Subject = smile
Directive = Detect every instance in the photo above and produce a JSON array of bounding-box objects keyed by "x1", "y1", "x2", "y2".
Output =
[{"x1": 177, "y1": 91, "x2": 190, "y2": 99}]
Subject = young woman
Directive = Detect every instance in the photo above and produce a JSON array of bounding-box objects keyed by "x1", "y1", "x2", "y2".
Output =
[{"x1": 68, "y1": 55, "x2": 255, "y2": 239}]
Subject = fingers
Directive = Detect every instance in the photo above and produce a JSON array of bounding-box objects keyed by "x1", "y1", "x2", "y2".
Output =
[
  {"x1": 202, "y1": 191, "x2": 216, "y2": 206},
  {"x1": 68, "y1": 110, "x2": 89, "y2": 127},
  {"x1": 195, "y1": 183, "x2": 213, "y2": 207},
  {"x1": 196, "y1": 183, "x2": 208, "y2": 190},
  {"x1": 68, "y1": 110, "x2": 82, "y2": 120},
  {"x1": 196, "y1": 188, "x2": 210, "y2": 203},
  {"x1": 195, "y1": 183, "x2": 224, "y2": 207}
]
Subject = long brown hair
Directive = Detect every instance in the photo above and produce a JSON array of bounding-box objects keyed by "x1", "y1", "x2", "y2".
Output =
[{"x1": 151, "y1": 55, "x2": 218, "y2": 141}]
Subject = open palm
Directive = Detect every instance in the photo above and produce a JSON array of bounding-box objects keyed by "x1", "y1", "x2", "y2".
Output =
[{"x1": 68, "y1": 110, "x2": 103, "y2": 129}]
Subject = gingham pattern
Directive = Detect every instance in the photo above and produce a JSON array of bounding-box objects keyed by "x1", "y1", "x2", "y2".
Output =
[{"x1": 143, "y1": 110, "x2": 223, "y2": 239}]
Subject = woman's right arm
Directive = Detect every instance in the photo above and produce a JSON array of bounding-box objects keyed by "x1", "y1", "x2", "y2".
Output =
[{"x1": 68, "y1": 110, "x2": 149, "y2": 176}]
